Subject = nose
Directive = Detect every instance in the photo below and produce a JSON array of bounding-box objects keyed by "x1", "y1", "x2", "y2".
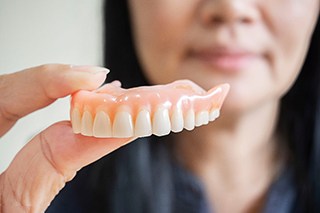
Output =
[{"x1": 199, "y1": 0, "x2": 259, "y2": 27}]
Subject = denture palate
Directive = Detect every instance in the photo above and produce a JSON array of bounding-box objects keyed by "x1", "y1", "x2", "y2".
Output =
[{"x1": 70, "y1": 80, "x2": 229, "y2": 138}]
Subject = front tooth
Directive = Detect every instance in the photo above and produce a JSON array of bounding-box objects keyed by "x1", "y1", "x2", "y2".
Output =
[
  {"x1": 195, "y1": 111, "x2": 209, "y2": 127},
  {"x1": 171, "y1": 107, "x2": 184, "y2": 133},
  {"x1": 113, "y1": 111, "x2": 134, "y2": 137},
  {"x1": 135, "y1": 109, "x2": 152, "y2": 137},
  {"x1": 93, "y1": 111, "x2": 112, "y2": 137},
  {"x1": 184, "y1": 109, "x2": 195, "y2": 131},
  {"x1": 152, "y1": 107, "x2": 171, "y2": 136},
  {"x1": 81, "y1": 111, "x2": 93, "y2": 136},
  {"x1": 209, "y1": 109, "x2": 220, "y2": 121},
  {"x1": 71, "y1": 108, "x2": 81, "y2": 134}
]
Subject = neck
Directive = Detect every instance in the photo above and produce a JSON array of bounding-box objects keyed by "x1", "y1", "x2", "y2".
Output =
[{"x1": 174, "y1": 100, "x2": 286, "y2": 212}]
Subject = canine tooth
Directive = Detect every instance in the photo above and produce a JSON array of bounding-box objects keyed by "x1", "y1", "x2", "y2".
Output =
[
  {"x1": 71, "y1": 108, "x2": 81, "y2": 134},
  {"x1": 209, "y1": 109, "x2": 220, "y2": 121},
  {"x1": 81, "y1": 111, "x2": 93, "y2": 136},
  {"x1": 184, "y1": 109, "x2": 195, "y2": 131},
  {"x1": 113, "y1": 111, "x2": 134, "y2": 137},
  {"x1": 135, "y1": 109, "x2": 152, "y2": 137},
  {"x1": 171, "y1": 107, "x2": 184, "y2": 133},
  {"x1": 93, "y1": 111, "x2": 112, "y2": 137},
  {"x1": 152, "y1": 108, "x2": 171, "y2": 136},
  {"x1": 195, "y1": 111, "x2": 209, "y2": 127}
]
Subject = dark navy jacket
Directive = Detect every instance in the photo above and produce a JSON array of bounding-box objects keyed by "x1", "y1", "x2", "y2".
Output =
[{"x1": 46, "y1": 159, "x2": 296, "y2": 213}]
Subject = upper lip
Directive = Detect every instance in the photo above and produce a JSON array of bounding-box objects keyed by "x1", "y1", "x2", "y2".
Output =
[
  {"x1": 189, "y1": 45, "x2": 259, "y2": 57},
  {"x1": 188, "y1": 36, "x2": 265, "y2": 56}
]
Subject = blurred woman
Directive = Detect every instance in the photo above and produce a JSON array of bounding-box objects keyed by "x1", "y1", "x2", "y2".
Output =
[
  {"x1": 49, "y1": 0, "x2": 320, "y2": 212},
  {"x1": 1, "y1": 0, "x2": 318, "y2": 212}
]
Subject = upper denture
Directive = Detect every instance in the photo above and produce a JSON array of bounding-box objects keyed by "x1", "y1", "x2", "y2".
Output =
[{"x1": 70, "y1": 80, "x2": 229, "y2": 138}]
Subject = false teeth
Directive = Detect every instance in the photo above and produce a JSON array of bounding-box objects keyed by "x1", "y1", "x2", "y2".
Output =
[
  {"x1": 152, "y1": 108, "x2": 171, "y2": 136},
  {"x1": 81, "y1": 111, "x2": 93, "y2": 136},
  {"x1": 195, "y1": 111, "x2": 209, "y2": 127},
  {"x1": 209, "y1": 109, "x2": 220, "y2": 121},
  {"x1": 171, "y1": 107, "x2": 184, "y2": 133},
  {"x1": 72, "y1": 107, "x2": 222, "y2": 138},
  {"x1": 71, "y1": 108, "x2": 81, "y2": 134},
  {"x1": 184, "y1": 109, "x2": 195, "y2": 131},
  {"x1": 113, "y1": 111, "x2": 134, "y2": 137},
  {"x1": 135, "y1": 109, "x2": 152, "y2": 137},
  {"x1": 93, "y1": 111, "x2": 112, "y2": 137},
  {"x1": 70, "y1": 80, "x2": 229, "y2": 138}
]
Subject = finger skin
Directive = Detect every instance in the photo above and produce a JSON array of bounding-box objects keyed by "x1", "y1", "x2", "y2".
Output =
[
  {"x1": 0, "y1": 64, "x2": 109, "y2": 136},
  {"x1": 0, "y1": 121, "x2": 135, "y2": 212}
]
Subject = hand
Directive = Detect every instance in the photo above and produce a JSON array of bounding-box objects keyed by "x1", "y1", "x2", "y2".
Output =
[{"x1": 0, "y1": 64, "x2": 135, "y2": 212}]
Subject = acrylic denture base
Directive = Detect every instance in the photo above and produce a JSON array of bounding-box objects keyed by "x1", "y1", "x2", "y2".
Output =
[{"x1": 70, "y1": 80, "x2": 229, "y2": 138}]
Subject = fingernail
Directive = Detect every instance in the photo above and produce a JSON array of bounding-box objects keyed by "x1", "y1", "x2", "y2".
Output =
[{"x1": 71, "y1": 65, "x2": 110, "y2": 75}]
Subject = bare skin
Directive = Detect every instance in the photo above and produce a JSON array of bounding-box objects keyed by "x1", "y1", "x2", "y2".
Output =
[{"x1": 0, "y1": 64, "x2": 135, "y2": 212}]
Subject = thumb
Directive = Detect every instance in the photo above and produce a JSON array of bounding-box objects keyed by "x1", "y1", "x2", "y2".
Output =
[{"x1": 0, "y1": 121, "x2": 134, "y2": 212}]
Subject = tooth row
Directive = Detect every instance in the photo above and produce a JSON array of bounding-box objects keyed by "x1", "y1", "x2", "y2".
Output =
[{"x1": 71, "y1": 108, "x2": 220, "y2": 138}]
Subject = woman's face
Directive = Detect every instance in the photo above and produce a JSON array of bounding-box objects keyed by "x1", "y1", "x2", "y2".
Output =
[{"x1": 128, "y1": 0, "x2": 319, "y2": 113}]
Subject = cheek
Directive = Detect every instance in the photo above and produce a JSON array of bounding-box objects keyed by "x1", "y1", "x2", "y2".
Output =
[{"x1": 261, "y1": 0, "x2": 319, "y2": 99}]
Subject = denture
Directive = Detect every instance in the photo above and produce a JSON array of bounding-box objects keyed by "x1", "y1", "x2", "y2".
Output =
[{"x1": 70, "y1": 80, "x2": 229, "y2": 138}]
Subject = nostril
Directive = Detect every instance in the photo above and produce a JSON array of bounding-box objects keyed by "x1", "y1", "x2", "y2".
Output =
[
  {"x1": 240, "y1": 17, "x2": 253, "y2": 24},
  {"x1": 212, "y1": 16, "x2": 224, "y2": 25}
]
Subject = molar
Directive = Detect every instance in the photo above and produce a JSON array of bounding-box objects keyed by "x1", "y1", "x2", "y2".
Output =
[
  {"x1": 135, "y1": 109, "x2": 152, "y2": 137},
  {"x1": 152, "y1": 107, "x2": 171, "y2": 136},
  {"x1": 171, "y1": 107, "x2": 184, "y2": 133},
  {"x1": 184, "y1": 109, "x2": 195, "y2": 131},
  {"x1": 71, "y1": 108, "x2": 81, "y2": 134},
  {"x1": 81, "y1": 110, "x2": 93, "y2": 136},
  {"x1": 93, "y1": 111, "x2": 112, "y2": 137},
  {"x1": 113, "y1": 110, "x2": 134, "y2": 137},
  {"x1": 195, "y1": 111, "x2": 209, "y2": 127},
  {"x1": 209, "y1": 109, "x2": 220, "y2": 121}
]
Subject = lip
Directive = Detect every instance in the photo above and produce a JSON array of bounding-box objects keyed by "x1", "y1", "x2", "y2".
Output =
[{"x1": 188, "y1": 47, "x2": 261, "y2": 72}]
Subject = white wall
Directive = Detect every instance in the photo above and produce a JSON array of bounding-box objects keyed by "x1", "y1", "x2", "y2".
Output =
[{"x1": 0, "y1": 0, "x2": 104, "y2": 172}]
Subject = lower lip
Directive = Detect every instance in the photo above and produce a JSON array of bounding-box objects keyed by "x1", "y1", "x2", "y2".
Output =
[{"x1": 190, "y1": 52, "x2": 259, "y2": 72}]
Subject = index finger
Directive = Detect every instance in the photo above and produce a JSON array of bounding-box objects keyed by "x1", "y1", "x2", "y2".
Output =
[{"x1": 0, "y1": 64, "x2": 109, "y2": 136}]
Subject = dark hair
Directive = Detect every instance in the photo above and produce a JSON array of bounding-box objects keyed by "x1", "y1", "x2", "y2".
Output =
[
  {"x1": 101, "y1": 0, "x2": 320, "y2": 212},
  {"x1": 277, "y1": 14, "x2": 320, "y2": 211}
]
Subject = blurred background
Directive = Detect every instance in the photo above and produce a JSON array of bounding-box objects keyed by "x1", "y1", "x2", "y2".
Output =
[{"x1": 0, "y1": 0, "x2": 104, "y2": 172}]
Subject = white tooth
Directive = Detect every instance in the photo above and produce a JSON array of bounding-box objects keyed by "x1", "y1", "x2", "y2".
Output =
[
  {"x1": 195, "y1": 111, "x2": 209, "y2": 127},
  {"x1": 152, "y1": 107, "x2": 171, "y2": 136},
  {"x1": 209, "y1": 109, "x2": 220, "y2": 121},
  {"x1": 171, "y1": 107, "x2": 184, "y2": 133},
  {"x1": 93, "y1": 111, "x2": 112, "y2": 137},
  {"x1": 135, "y1": 109, "x2": 152, "y2": 137},
  {"x1": 184, "y1": 109, "x2": 195, "y2": 131},
  {"x1": 113, "y1": 111, "x2": 134, "y2": 137},
  {"x1": 81, "y1": 111, "x2": 93, "y2": 136},
  {"x1": 71, "y1": 108, "x2": 81, "y2": 134}
]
